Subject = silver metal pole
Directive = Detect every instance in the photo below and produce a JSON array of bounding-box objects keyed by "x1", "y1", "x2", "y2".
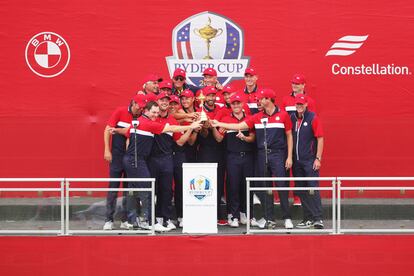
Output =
[
  {"x1": 246, "y1": 179, "x2": 250, "y2": 235},
  {"x1": 337, "y1": 179, "x2": 341, "y2": 234},
  {"x1": 65, "y1": 180, "x2": 70, "y2": 235},
  {"x1": 151, "y1": 179, "x2": 155, "y2": 236},
  {"x1": 60, "y1": 180, "x2": 64, "y2": 235},
  {"x1": 332, "y1": 179, "x2": 336, "y2": 234}
]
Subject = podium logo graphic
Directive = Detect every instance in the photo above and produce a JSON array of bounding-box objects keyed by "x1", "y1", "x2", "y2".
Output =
[
  {"x1": 189, "y1": 175, "x2": 213, "y2": 200},
  {"x1": 325, "y1": 35, "x2": 369, "y2": 56},
  {"x1": 166, "y1": 11, "x2": 250, "y2": 86},
  {"x1": 25, "y1": 32, "x2": 70, "y2": 78}
]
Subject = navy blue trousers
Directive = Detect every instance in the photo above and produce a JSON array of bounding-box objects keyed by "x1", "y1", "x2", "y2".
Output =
[
  {"x1": 123, "y1": 155, "x2": 151, "y2": 224},
  {"x1": 226, "y1": 151, "x2": 254, "y2": 219},
  {"x1": 149, "y1": 154, "x2": 174, "y2": 221},
  {"x1": 256, "y1": 149, "x2": 291, "y2": 220},
  {"x1": 173, "y1": 151, "x2": 186, "y2": 219},
  {"x1": 292, "y1": 159, "x2": 323, "y2": 221},
  {"x1": 105, "y1": 157, "x2": 128, "y2": 222}
]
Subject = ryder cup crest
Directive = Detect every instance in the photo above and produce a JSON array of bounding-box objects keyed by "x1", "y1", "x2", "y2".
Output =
[
  {"x1": 189, "y1": 175, "x2": 213, "y2": 200},
  {"x1": 25, "y1": 32, "x2": 70, "y2": 78},
  {"x1": 166, "y1": 11, "x2": 250, "y2": 86}
]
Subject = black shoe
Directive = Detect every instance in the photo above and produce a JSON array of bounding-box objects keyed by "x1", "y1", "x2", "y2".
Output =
[
  {"x1": 312, "y1": 220, "x2": 324, "y2": 229},
  {"x1": 265, "y1": 220, "x2": 277, "y2": 229},
  {"x1": 296, "y1": 220, "x2": 313, "y2": 229}
]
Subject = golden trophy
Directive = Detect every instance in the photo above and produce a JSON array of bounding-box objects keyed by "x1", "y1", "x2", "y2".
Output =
[
  {"x1": 194, "y1": 17, "x2": 223, "y2": 59},
  {"x1": 197, "y1": 90, "x2": 208, "y2": 122}
]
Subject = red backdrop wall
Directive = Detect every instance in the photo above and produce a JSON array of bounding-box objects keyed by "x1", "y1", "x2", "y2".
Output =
[{"x1": 0, "y1": 0, "x2": 413, "y2": 179}]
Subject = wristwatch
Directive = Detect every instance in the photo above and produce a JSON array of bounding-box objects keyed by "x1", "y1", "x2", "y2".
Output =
[{"x1": 316, "y1": 156, "x2": 322, "y2": 161}]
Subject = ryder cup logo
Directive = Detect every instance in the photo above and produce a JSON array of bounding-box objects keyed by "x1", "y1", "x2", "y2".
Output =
[
  {"x1": 189, "y1": 175, "x2": 213, "y2": 201},
  {"x1": 25, "y1": 32, "x2": 70, "y2": 78},
  {"x1": 166, "y1": 11, "x2": 250, "y2": 86}
]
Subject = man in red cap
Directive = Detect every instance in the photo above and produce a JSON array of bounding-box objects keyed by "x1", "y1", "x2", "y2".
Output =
[
  {"x1": 123, "y1": 101, "x2": 201, "y2": 230},
  {"x1": 196, "y1": 86, "x2": 227, "y2": 225},
  {"x1": 137, "y1": 74, "x2": 163, "y2": 101},
  {"x1": 102, "y1": 94, "x2": 147, "y2": 230},
  {"x1": 215, "y1": 84, "x2": 251, "y2": 121},
  {"x1": 281, "y1": 73, "x2": 316, "y2": 114},
  {"x1": 159, "y1": 80, "x2": 173, "y2": 96},
  {"x1": 211, "y1": 88, "x2": 294, "y2": 230},
  {"x1": 171, "y1": 68, "x2": 198, "y2": 96},
  {"x1": 213, "y1": 94, "x2": 255, "y2": 227},
  {"x1": 242, "y1": 67, "x2": 261, "y2": 114},
  {"x1": 290, "y1": 95, "x2": 324, "y2": 229},
  {"x1": 148, "y1": 93, "x2": 199, "y2": 231},
  {"x1": 280, "y1": 73, "x2": 317, "y2": 206},
  {"x1": 168, "y1": 95, "x2": 180, "y2": 115}
]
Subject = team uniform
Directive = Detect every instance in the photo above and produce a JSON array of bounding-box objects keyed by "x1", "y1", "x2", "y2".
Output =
[
  {"x1": 105, "y1": 106, "x2": 134, "y2": 224},
  {"x1": 149, "y1": 114, "x2": 181, "y2": 225},
  {"x1": 219, "y1": 113, "x2": 255, "y2": 222},
  {"x1": 281, "y1": 92, "x2": 316, "y2": 115},
  {"x1": 243, "y1": 85, "x2": 260, "y2": 114},
  {"x1": 290, "y1": 110, "x2": 324, "y2": 224},
  {"x1": 245, "y1": 107, "x2": 293, "y2": 222},
  {"x1": 197, "y1": 103, "x2": 227, "y2": 221},
  {"x1": 123, "y1": 115, "x2": 166, "y2": 226}
]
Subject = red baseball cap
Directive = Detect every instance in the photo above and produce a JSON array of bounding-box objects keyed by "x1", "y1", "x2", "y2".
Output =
[
  {"x1": 156, "y1": 92, "x2": 171, "y2": 101},
  {"x1": 222, "y1": 84, "x2": 236, "y2": 94},
  {"x1": 291, "y1": 73, "x2": 306, "y2": 84},
  {"x1": 143, "y1": 74, "x2": 163, "y2": 84},
  {"x1": 203, "y1": 67, "x2": 217, "y2": 77},
  {"x1": 133, "y1": 94, "x2": 148, "y2": 108},
  {"x1": 294, "y1": 94, "x2": 307, "y2": 104},
  {"x1": 257, "y1": 88, "x2": 276, "y2": 100},
  {"x1": 159, "y1": 80, "x2": 172, "y2": 89},
  {"x1": 244, "y1": 67, "x2": 257, "y2": 76},
  {"x1": 145, "y1": 93, "x2": 157, "y2": 102},
  {"x1": 229, "y1": 94, "x2": 243, "y2": 104},
  {"x1": 179, "y1": 89, "x2": 194, "y2": 98},
  {"x1": 173, "y1": 68, "x2": 186, "y2": 79},
  {"x1": 203, "y1": 86, "x2": 217, "y2": 96},
  {"x1": 169, "y1": 95, "x2": 180, "y2": 104}
]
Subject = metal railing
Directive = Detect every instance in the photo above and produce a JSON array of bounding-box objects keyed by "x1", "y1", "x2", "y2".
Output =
[
  {"x1": 337, "y1": 177, "x2": 414, "y2": 233},
  {"x1": 1, "y1": 177, "x2": 414, "y2": 235},
  {"x1": 246, "y1": 177, "x2": 336, "y2": 234},
  {"x1": 0, "y1": 178, "x2": 64, "y2": 235},
  {"x1": 65, "y1": 178, "x2": 156, "y2": 235}
]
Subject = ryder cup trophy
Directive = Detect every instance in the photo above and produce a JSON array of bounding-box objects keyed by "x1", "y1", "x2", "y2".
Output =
[
  {"x1": 194, "y1": 17, "x2": 223, "y2": 59},
  {"x1": 197, "y1": 90, "x2": 208, "y2": 122}
]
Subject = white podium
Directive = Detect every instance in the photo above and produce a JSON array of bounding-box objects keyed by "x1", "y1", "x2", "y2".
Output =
[{"x1": 182, "y1": 163, "x2": 217, "y2": 234}]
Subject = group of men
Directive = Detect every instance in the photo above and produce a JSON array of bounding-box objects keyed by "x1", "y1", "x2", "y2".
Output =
[{"x1": 103, "y1": 66, "x2": 324, "y2": 232}]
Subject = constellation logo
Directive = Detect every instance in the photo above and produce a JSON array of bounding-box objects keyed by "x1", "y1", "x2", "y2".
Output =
[
  {"x1": 326, "y1": 34, "x2": 411, "y2": 76},
  {"x1": 166, "y1": 11, "x2": 250, "y2": 86},
  {"x1": 25, "y1": 32, "x2": 70, "y2": 78},
  {"x1": 326, "y1": 35, "x2": 369, "y2": 56}
]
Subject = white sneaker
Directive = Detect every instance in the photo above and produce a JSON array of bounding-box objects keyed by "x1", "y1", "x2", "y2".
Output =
[
  {"x1": 229, "y1": 218, "x2": 239, "y2": 228},
  {"x1": 165, "y1": 219, "x2": 176, "y2": 230},
  {"x1": 156, "y1": 217, "x2": 164, "y2": 225},
  {"x1": 240, "y1": 212, "x2": 247, "y2": 225},
  {"x1": 284, "y1": 219, "x2": 294, "y2": 229},
  {"x1": 120, "y1": 221, "x2": 131, "y2": 230},
  {"x1": 253, "y1": 193, "x2": 261, "y2": 205},
  {"x1": 154, "y1": 222, "x2": 171, "y2": 232},
  {"x1": 103, "y1": 221, "x2": 113, "y2": 230},
  {"x1": 178, "y1": 217, "x2": 183, "y2": 228},
  {"x1": 139, "y1": 221, "x2": 151, "y2": 230},
  {"x1": 227, "y1": 214, "x2": 233, "y2": 225},
  {"x1": 251, "y1": 218, "x2": 266, "y2": 229}
]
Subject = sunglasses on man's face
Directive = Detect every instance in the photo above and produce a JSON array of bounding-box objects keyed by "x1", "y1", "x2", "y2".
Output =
[{"x1": 174, "y1": 77, "x2": 185, "y2": 81}]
